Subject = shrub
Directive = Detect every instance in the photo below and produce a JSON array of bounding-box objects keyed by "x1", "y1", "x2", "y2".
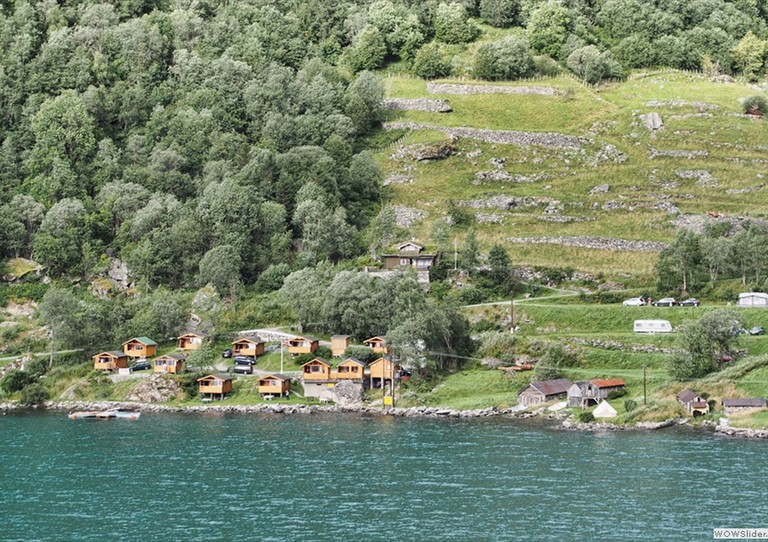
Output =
[
  {"x1": 434, "y1": 2, "x2": 480, "y2": 44},
  {"x1": 533, "y1": 55, "x2": 562, "y2": 76},
  {"x1": 53, "y1": 351, "x2": 86, "y2": 367},
  {"x1": 480, "y1": 0, "x2": 520, "y2": 27},
  {"x1": 535, "y1": 343, "x2": 578, "y2": 380},
  {"x1": 624, "y1": 399, "x2": 638, "y2": 412},
  {"x1": 567, "y1": 45, "x2": 621, "y2": 84},
  {"x1": 348, "y1": 25, "x2": 387, "y2": 72},
  {"x1": 742, "y1": 95, "x2": 768, "y2": 116},
  {"x1": 474, "y1": 36, "x2": 534, "y2": 80},
  {"x1": 577, "y1": 411, "x2": 595, "y2": 423},
  {"x1": 19, "y1": 383, "x2": 49, "y2": 406},
  {"x1": 25, "y1": 358, "x2": 48, "y2": 377},
  {"x1": 1, "y1": 369, "x2": 33, "y2": 393},
  {"x1": 254, "y1": 263, "x2": 291, "y2": 293},
  {"x1": 412, "y1": 43, "x2": 452, "y2": 79}
]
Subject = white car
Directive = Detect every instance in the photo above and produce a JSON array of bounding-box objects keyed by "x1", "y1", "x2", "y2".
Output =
[{"x1": 623, "y1": 297, "x2": 646, "y2": 306}]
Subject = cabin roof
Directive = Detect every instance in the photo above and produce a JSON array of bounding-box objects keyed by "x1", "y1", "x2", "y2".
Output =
[
  {"x1": 331, "y1": 334, "x2": 350, "y2": 339},
  {"x1": 260, "y1": 373, "x2": 291, "y2": 381},
  {"x1": 301, "y1": 357, "x2": 330, "y2": 367},
  {"x1": 122, "y1": 336, "x2": 158, "y2": 346},
  {"x1": 95, "y1": 350, "x2": 127, "y2": 359},
  {"x1": 723, "y1": 398, "x2": 767, "y2": 407},
  {"x1": 291, "y1": 335, "x2": 318, "y2": 342},
  {"x1": 591, "y1": 378, "x2": 625, "y2": 388},
  {"x1": 369, "y1": 357, "x2": 395, "y2": 366},
  {"x1": 397, "y1": 241, "x2": 423, "y2": 251},
  {"x1": 677, "y1": 389, "x2": 701, "y2": 404},
  {"x1": 526, "y1": 378, "x2": 573, "y2": 397},
  {"x1": 339, "y1": 358, "x2": 366, "y2": 367},
  {"x1": 364, "y1": 336, "x2": 386, "y2": 343},
  {"x1": 233, "y1": 336, "x2": 264, "y2": 344},
  {"x1": 197, "y1": 374, "x2": 232, "y2": 383},
  {"x1": 739, "y1": 292, "x2": 768, "y2": 299},
  {"x1": 156, "y1": 353, "x2": 186, "y2": 361},
  {"x1": 179, "y1": 332, "x2": 209, "y2": 339}
]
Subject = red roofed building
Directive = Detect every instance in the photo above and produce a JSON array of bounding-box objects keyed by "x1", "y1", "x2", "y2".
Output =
[{"x1": 568, "y1": 379, "x2": 626, "y2": 408}]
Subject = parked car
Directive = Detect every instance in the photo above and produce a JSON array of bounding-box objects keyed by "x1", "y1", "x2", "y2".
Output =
[
  {"x1": 221, "y1": 349, "x2": 233, "y2": 358},
  {"x1": 679, "y1": 298, "x2": 700, "y2": 307},
  {"x1": 623, "y1": 297, "x2": 646, "y2": 306},
  {"x1": 130, "y1": 360, "x2": 151, "y2": 372},
  {"x1": 233, "y1": 355, "x2": 254, "y2": 365},
  {"x1": 653, "y1": 297, "x2": 678, "y2": 307},
  {"x1": 748, "y1": 326, "x2": 765, "y2": 336},
  {"x1": 233, "y1": 364, "x2": 254, "y2": 375}
]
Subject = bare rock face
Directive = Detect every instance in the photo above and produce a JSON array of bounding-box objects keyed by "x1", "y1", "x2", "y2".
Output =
[
  {"x1": 320, "y1": 380, "x2": 364, "y2": 407},
  {"x1": 107, "y1": 258, "x2": 134, "y2": 290},
  {"x1": 127, "y1": 374, "x2": 184, "y2": 403},
  {"x1": 641, "y1": 112, "x2": 664, "y2": 131}
]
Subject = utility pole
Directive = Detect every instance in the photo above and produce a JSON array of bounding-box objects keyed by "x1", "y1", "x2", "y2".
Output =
[
  {"x1": 643, "y1": 365, "x2": 647, "y2": 406},
  {"x1": 454, "y1": 237, "x2": 458, "y2": 271}
]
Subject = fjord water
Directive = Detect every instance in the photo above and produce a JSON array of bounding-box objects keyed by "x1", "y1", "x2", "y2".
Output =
[{"x1": 1, "y1": 412, "x2": 766, "y2": 542}]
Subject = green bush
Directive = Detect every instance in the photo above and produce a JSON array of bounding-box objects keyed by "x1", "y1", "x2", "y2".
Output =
[
  {"x1": 348, "y1": 25, "x2": 387, "y2": 72},
  {"x1": 25, "y1": 358, "x2": 48, "y2": 377},
  {"x1": 567, "y1": 45, "x2": 621, "y2": 84},
  {"x1": 742, "y1": 95, "x2": 768, "y2": 116},
  {"x1": 474, "y1": 36, "x2": 534, "y2": 80},
  {"x1": 1, "y1": 369, "x2": 33, "y2": 393},
  {"x1": 434, "y1": 2, "x2": 480, "y2": 44},
  {"x1": 480, "y1": 0, "x2": 520, "y2": 27},
  {"x1": 19, "y1": 383, "x2": 49, "y2": 406},
  {"x1": 624, "y1": 398, "x2": 638, "y2": 412},
  {"x1": 412, "y1": 43, "x2": 452, "y2": 79},
  {"x1": 54, "y1": 351, "x2": 87, "y2": 367},
  {"x1": 577, "y1": 411, "x2": 595, "y2": 423}
]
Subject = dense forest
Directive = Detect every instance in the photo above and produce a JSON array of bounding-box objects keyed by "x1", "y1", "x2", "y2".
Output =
[{"x1": 1, "y1": 0, "x2": 768, "y2": 364}]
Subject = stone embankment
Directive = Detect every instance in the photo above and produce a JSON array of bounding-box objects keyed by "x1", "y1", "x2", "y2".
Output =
[
  {"x1": 427, "y1": 82, "x2": 559, "y2": 96},
  {"x1": 715, "y1": 420, "x2": 768, "y2": 439},
  {"x1": 384, "y1": 122, "x2": 589, "y2": 150},
  {"x1": 383, "y1": 98, "x2": 452, "y2": 112},
  {"x1": 644, "y1": 100, "x2": 719, "y2": 110},
  {"x1": 505, "y1": 236, "x2": 668, "y2": 252},
  {"x1": 648, "y1": 147, "x2": 709, "y2": 159}
]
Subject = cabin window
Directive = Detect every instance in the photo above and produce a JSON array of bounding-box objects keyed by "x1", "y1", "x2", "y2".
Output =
[
  {"x1": 400, "y1": 258, "x2": 409, "y2": 266},
  {"x1": 155, "y1": 360, "x2": 164, "y2": 366}
]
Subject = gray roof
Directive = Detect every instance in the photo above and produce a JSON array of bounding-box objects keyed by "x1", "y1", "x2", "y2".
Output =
[
  {"x1": 197, "y1": 373, "x2": 232, "y2": 382},
  {"x1": 101, "y1": 350, "x2": 127, "y2": 358},
  {"x1": 158, "y1": 353, "x2": 186, "y2": 361},
  {"x1": 331, "y1": 335, "x2": 350, "y2": 339},
  {"x1": 261, "y1": 373, "x2": 290, "y2": 381},
  {"x1": 677, "y1": 389, "x2": 701, "y2": 404},
  {"x1": 526, "y1": 379, "x2": 573, "y2": 397},
  {"x1": 723, "y1": 398, "x2": 766, "y2": 408}
]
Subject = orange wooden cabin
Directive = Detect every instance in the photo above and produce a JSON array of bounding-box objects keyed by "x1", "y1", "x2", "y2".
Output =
[
  {"x1": 301, "y1": 358, "x2": 331, "y2": 381},
  {"x1": 369, "y1": 357, "x2": 400, "y2": 389},
  {"x1": 122, "y1": 337, "x2": 157, "y2": 358},
  {"x1": 197, "y1": 374, "x2": 233, "y2": 399},
  {"x1": 153, "y1": 353, "x2": 186, "y2": 374},
  {"x1": 258, "y1": 374, "x2": 291, "y2": 398},
  {"x1": 177, "y1": 332, "x2": 208, "y2": 351},
  {"x1": 330, "y1": 335, "x2": 351, "y2": 357},
  {"x1": 93, "y1": 351, "x2": 129, "y2": 372},
  {"x1": 287, "y1": 335, "x2": 319, "y2": 356},
  {"x1": 363, "y1": 336, "x2": 390, "y2": 354},
  {"x1": 232, "y1": 336, "x2": 266, "y2": 357},
  {"x1": 331, "y1": 358, "x2": 366, "y2": 381}
]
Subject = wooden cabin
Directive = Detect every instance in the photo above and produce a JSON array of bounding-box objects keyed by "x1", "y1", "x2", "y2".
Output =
[
  {"x1": 153, "y1": 353, "x2": 186, "y2": 374},
  {"x1": 677, "y1": 389, "x2": 710, "y2": 416},
  {"x1": 369, "y1": 357, "x2": 400, "y2": 389},
  {"x1": 197, "y1": 374, "x2": 233, "y2": 399},
  {"x1": 258, "y1": 374, "x2": 291, "y2": 398},
  {"x1": 382, "y1": 242, "x2": 436, "y2": 271},
  {"x1": 177, "y1": 332, "x2": 208, "y2": 351},
  {"x1": 232, "y1": 336, "x2": 266, "y2": 358},
  {"x1": 122, "y1": 337, "x2": 157, "y2": 358},
  {"x1": 331, "y1": 358, "x2": 366, "y2": 381},
  {"x1": 331, "y1": 335, "x2": 351, "y2": 357},
  {"x1": 363, "y1": 336, "x2": 390, "y2": 355},
  {"x1": 518, "y1": 379, "x2": 573, "y2": 407},
  {"x1": 93, "y1": 351, "x2": 129, "y2": 372},
  {"x1": 567, "y1": 379, "x2": 626, "y2": 408},
  {"x1": 287, "y1": 335, "x2": 319, "y2": 356},
  {"x1": 301, "y1": 358, "x2": 331, "y2": 381}
]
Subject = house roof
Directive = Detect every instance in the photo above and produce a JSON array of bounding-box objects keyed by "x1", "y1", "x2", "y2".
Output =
[
  {"x1": 526, "y1": 379, "x2": 573, "y2": 397},
  {"x1": 233, "y1": 336, "x2": 264, "y2": 344},
  {"x1": 291, "y1": 335, "x2": 318, "y2": 342},
  {"x1": 369, "y1": 357, "x2": 396, "y2": 366},
  {"x1": 364, "y1": 336, "x2": 386, "y2": 343},
  {"x1": 260, "y1": 373, "x2": 290, "y2": 381},
  {"x1": 301, "y1": 357, "x2": 330, "y2": 367},
  {"x1": 156, "y1": 353, "x2": 186, "y2": 361},
  {"x1": 677, "y1": 389, "x2": 701, "y2": 404},
  {"x1": 723, "y1": 398, "x2": 767, "y2": 408},
  {"x1": 331, "y1": 334, "x2": 350, "y2": 339},
  {"x1": 739, "y1": 292, "x2": 768, "y2": 299},
  {"x1": 398, "y1": 241, "x2": 423, "y2": 251},
  {"x1": 197, "y1": 374, "x2": 232, "y2": 382},
  {"x1": 122, "y1": 337, "x2": 158, "y2": 346},
  {"x1": 95, "y1": 350, "x2": 127, "y2": 359},
  {"x1": 178, "y1": 332, "x2": 209, "y2": 339},
  {"x1": 339, "y1": 358, "x2": 366, "y2": 367},
  {"x1": 591, "y1": 379, "x2": 625, "y2": 388}
]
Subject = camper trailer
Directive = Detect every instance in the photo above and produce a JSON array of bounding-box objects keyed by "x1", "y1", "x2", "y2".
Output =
[{"x1": 633, "y1": 319, "x2": 673, "y2": 334}]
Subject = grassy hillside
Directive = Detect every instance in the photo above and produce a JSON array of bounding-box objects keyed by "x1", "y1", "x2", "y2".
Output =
[{"x1": 377, "y1": 70, "x2": 768, "y2": 276}]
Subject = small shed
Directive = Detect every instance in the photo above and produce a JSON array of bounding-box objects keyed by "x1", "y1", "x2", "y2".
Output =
[
  {"x1": 677, "y1": 389, "x2": 710, "y2": 416},
  {"x1": 122, "y1": 337, "x2": 158, "y2": 358},
  {"x1": 287, "y1": 335, "x2": 319, "y2": 356},
  {"x1": 331, "y1": 335, "x2": 351, "y2": 357},
  {"x1": 593, "y1": 400, "x2": 618, "y2": 418},
  {"x1": 723, "y1": 397, "x2": 767, "y2": 416},
  {"x1": 93, "y1": 351, "x2": 129, "y2": 372},
  {"x1": 332, "y1": 358, "x2": 366, "y2": 381},
  {"x1": 177, "y1": 332, "x2": 208, "y2": 351},
  {"x1": 518, "y1": 378, "x2": 573, "y2": 407},
  {"x1": 568, "y1": 379, "x2": 625, "y2": 408},
  {"x1": 363, "y1": 336, "x2": 390, "y2": 354},
  {"x1": 369, "y1": 357, "x2": 400, "y2": 390},
  {"x1": 197, "y1": 374, "x2": 233, "y2": 399},
  {"x1": 153, "y1": 353, "x2": 186, "y2": 374},
  {"x1": 258, "y1": 374, "x2": 291, "y2": 398},
  {"x1": 232, "y1": 336, "x2": 266, "y2": 357},
  {"x1": 738, "y1": 292, "x2": 768, "y2": 307}
]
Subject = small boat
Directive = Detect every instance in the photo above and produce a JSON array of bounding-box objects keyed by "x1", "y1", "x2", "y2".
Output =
[{"x1": 68, "y1": 409, "x2": 141, "y2": 420}]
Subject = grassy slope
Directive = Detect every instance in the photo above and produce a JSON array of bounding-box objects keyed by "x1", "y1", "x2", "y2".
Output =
[{"x1": 377, "y1": 70, "x2": 768, "y2": 277}]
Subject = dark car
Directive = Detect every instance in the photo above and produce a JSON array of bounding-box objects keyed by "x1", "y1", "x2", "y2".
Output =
[
  {"x1": 652, "y1": 297, "x2": 677, "y2": 307},
  {"x1": 222, "y1": 349, "x2": 233, "y2": 358},
  {"x1": 749, "y1": 326, "x2": 765, "y2": 336},
  {"x1": 130, "y1": 360, "x2": 151, "y2": 372},
  {"x1": 233, "y1": 355, "x2": 254, "y2": 365},
  {"x1": 679, "y1": 298, "x2": 700, "y2": 307},
  {"x1": 233, "y1": 364, "x2": 254, "y2": 375}
]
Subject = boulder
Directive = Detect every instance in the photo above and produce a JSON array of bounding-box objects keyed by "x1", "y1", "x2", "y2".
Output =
[
  {"x1": 127, "y1": 374, "x2": 185, "y2": 403},
  {"x1": 641, "y1": 112, "x2": 664, "y2": 131}
]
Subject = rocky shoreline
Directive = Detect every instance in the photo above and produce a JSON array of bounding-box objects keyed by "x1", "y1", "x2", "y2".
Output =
[{"x1": 2, "y1": 400, "x2": 766, "y2": 439}]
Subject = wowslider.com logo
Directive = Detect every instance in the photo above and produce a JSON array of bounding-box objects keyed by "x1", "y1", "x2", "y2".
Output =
[{"x1": 714, "y1": 529, "x2": 768, "y2": 539}]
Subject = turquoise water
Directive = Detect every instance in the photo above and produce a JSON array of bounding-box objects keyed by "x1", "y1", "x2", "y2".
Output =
[{"x1": 1, "y1": 411, "x2": 766, "y2": 542}]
